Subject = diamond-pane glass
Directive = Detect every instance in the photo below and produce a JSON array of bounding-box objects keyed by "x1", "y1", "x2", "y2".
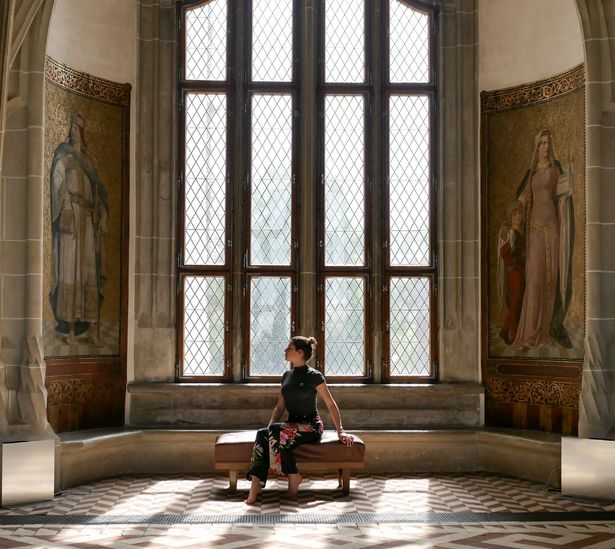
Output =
[
  {"x1": 185, "y1": 93, "x2": 227, "y2": 265},
  {"x1": 325, "y1": 278, "x2": 365, "y2": 376},
  {"x1": 390, "y1": 1, "x2": 430, "y2": 83},
  {"x1": 250, "y1": 277, "x2": 291, "y2": 376},
  {"x1": 252, "y1": 0, "x2": 293, "y2": 82},
  {"x1": 325, "y1": 0, "x2": 365, "y2": 83},
  {"x1": 325, "y1": 96, "x2": 364, "y2": 266},
  {"x1": 390, "y1": 277, "x2": 430, "y2": 377},
  {"x1": 389, "y1": 95, "x2": 430, "y2": 266},
  {"x1": 183, "y1": 276, "x2": 225, "y2": 376},
  {"x1": 251, "y1": 95, "x2": 292, "y2": 265},
  {"x1": 185, "y1": 0, "x2": 227, "y2": 81}
]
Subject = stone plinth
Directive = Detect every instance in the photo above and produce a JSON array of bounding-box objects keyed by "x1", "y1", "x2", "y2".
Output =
[{"x1": 1, "y1": 439, "x2": 55, "y2": 506}]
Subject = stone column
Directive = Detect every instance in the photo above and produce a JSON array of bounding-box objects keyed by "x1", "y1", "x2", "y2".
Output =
[
  {"x1": 0, "y1": 0, "x2": 15, "y2": 435},
  {"x1": 438, "y1": 0, "x2": 480, "y2": 383},
  {"x1": 0, "y1": 0, "x2": 55, "y2": 440},
  {"x1": 134, "y1": 0, "x2": 177, "y2": 381},
  {"x1": 575, "y1": 0, "x2": 615, "y2": 438}
]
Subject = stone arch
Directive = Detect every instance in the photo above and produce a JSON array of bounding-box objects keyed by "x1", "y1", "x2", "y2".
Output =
[{"x1": 0, "y1": 0, "x2": 56, "y2": 439}]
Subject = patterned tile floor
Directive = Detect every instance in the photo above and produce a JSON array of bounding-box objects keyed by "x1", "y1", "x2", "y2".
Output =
[{"x1": 1, "y1": 473, "x2": 615, "y2": 547}]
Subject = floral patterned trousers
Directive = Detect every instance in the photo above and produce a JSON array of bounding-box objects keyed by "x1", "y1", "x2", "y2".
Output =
[{"x1": 247, "y1": 416, "x2": 323, "y2": 486}]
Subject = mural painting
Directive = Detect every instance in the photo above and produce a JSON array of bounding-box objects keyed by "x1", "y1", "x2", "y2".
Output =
[
  {"x1": 49, "y1": 113, "x2": 109, "y2": 348},
  {"x1": 481, "y1": 65, "x2": 585, "y2": 435},
  {"x1": 495, "y1": 128, "x2": 574, "y2": 352},
  {"x1": 44, "y1": 57, "x2": 129, "y2": 359},
  {"x1": 43, "y1": 57, "x2": 130, "y2": 432}
]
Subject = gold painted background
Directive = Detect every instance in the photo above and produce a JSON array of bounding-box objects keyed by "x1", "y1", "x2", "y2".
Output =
[
  {"x1": 43, "y1": 58, "x2": 129, "y2": 358},
  {"x1": 484, "y1": 66, "x2": 585, "y2": 361}
]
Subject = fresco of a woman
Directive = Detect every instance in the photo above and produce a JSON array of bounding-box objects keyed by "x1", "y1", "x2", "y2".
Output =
[{"x1": 512, "y1": 128, "x2": 573, "y2": 349}]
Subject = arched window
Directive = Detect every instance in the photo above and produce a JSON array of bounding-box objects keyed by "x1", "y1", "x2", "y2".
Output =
[{"x1": 177, "y1": 0, "x2": 437, "y2": 382}]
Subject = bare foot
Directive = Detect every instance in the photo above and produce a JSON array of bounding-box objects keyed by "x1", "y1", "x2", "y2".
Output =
[
  {"x1": 245, "y1": 476, "x2": 262, "y2": 505},
  {"x1": 287, "y1": 473, "x2": 302, "y2": 497}
]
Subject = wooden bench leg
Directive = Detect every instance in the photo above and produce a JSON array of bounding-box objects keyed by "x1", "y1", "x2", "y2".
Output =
[
  {"x1": 341, "y1": 469, "x2": 350, "y2": 495},
  {"x1": 229, "y1": 470, "x2": 238, "y2": 492},
  {"x1": 337, "y1": 468, "x2": 342, "y2": 488}
]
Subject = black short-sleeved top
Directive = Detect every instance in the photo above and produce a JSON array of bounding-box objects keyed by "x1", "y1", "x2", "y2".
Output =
[{"x1": 281, "y1": 365, "x2": 325, "y2": 418}]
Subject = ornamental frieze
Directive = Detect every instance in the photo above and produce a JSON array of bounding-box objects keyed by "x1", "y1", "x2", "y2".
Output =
[
  {"x1": 45, "y1": 56, "x2": 131, "y2": 107},
  {"x1": 485, "y1": 377, "x2": 580, "y2": 408},
  {"x1": 481, "y1": 64, "x2": 584, "y2": 113}
]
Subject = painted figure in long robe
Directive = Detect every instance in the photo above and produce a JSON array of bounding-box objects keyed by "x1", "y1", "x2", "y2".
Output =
[
  {"x1": 49, "y1": 113, "x2": 108, "y2": 346},
  {"x1": 511, "y1": 128, "x2": 573, "y2": 349}
]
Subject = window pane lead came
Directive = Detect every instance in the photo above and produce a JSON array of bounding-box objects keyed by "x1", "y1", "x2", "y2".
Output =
[
  {"x1": 185, "y1": 0, "x2": 228, "y2": 81},
  {"x1": 389, "y1": 1, "x2": 430, "y2": 83},
  {"x1": 250, "y1": 94, "x2": 293, "y2": 266},
  {"x1": 324, "y1": 95, "x2": 365, "y2": 267},
  {"x1": 325, "y1": 0, "x2": 365, "y2": 83},
  {"x1": 183, "y1": 276, "x2": 226, "y2": 376},
  {"x1": 389, "y1": 95, "x2": 430, "y2": 267},
  {"x1": 252, "y1": 0, "x2": 293, "y2": 82},
  {"x1": 250, "y1": 277, "x2": 292, "y2": 376},
  {"x1": 185, "y1": 93, "x2": 227, "y2": 266},
  {"x1": 389, "y1": 277, "x2": 430, "y2": 377},
  {"x1": 325, "y1": 277, "x2": 365, "y2": 376}
]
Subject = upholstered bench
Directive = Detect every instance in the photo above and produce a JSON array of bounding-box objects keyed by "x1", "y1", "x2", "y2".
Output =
[{"x1": 215, "y1": 430, "x2": 365, "y2": 494}]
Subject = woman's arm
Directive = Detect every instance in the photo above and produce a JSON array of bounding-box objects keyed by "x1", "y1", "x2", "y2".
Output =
[
  {"x1": 267, "y1": 392, "x2": 286, "y2": 427},
  {"x1": 316, "y1": 383, "x2": 354, "y2": 447}
]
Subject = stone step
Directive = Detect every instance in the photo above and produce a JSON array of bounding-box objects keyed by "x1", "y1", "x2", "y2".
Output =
[{"x1": 127, "y1": 382, "x2": 484, "y2": 429}]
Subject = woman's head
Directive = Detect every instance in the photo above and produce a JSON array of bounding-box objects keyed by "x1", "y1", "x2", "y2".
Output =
[
  {"x1": 530, "y1": 128, "x2": 556, "y2": 170},
  {"x1": 287, "y1": 336, "x2": 317, "y2": 363}
]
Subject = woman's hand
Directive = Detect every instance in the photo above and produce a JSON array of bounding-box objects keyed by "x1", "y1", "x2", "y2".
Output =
[
  {"x1": 316, "y1": 383, "x2": 353, "y2": 447},
  {"x1": 337, "y1": 429, "x2": 354, "y2": 447}
]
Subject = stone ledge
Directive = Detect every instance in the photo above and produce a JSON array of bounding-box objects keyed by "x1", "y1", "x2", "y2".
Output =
[
  {"x1": 57, "y1": 427, "x2": 561, "y2": 491},
  {"x1": 127, "y1": 382, "x2": 485, "y2": 429}
]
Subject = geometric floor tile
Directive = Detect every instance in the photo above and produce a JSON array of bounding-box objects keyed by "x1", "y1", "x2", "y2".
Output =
[
  {"x1": 3, "y1": 472, "x2": 615, "y2": 517},
  {"x1": 1, "y1": 474, "x2": 615, "y2": 548},
  {"x1": 2, "y1": 522, "x2": 615, "y2": 548}
]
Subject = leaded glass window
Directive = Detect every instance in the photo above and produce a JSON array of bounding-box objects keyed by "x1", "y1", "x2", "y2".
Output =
[
  {"x1": 185, "y1": 0, "x2": 227, "y2": 81},
  {"x1": 182, "y1": 276, "x2": 226, "y2": 377},
  {"x1": 184, "y1": 93, "x2": 227, "y2": 266},
  {"x1": 324, "y1": 277, "x2": 365, "y2": 376},
  {"x1": 251, "y1": 0, "x2": 293, "y2": 82},
  {"x1": 178, "y1": 0, "x2": 437, "y2": 382},
  {"x1": 249, "y1": 277, "x2": 292, "y2": 376},
  {"x1": 324, "y1": 95, "x2": 365, "y2": 267},
  {"x1": 250, "y1": 94, "x2": 293, "y2": 266},
  {"x1": 388, "y1": 277, "x2": 431, "y2": 377}
]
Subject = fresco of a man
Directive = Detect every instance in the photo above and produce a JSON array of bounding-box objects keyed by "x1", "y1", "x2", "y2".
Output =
[{"x1": 49, "y1": 113, "x2": 108, "y2": 345}]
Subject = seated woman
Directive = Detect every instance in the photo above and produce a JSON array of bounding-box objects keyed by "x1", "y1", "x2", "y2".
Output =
[{"x1": 245, "y1": 336, "x2": 353, "y2": 504}]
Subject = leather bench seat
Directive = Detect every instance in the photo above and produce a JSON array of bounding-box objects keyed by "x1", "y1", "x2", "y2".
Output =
[{"x1": 215, "y1": 430, "x2": 365, "y2": 494}]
